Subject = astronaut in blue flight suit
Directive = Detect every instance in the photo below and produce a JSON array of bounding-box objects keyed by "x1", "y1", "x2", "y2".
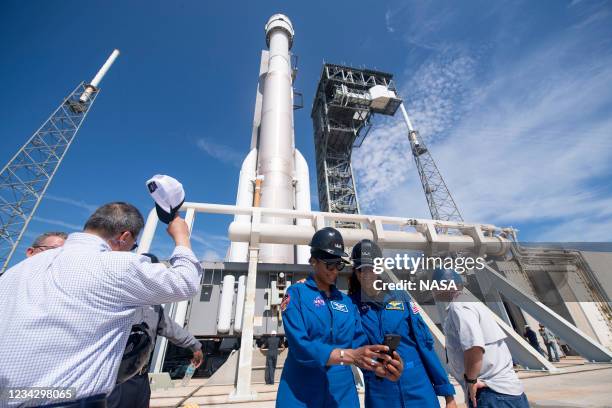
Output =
[
  {"x1": 348, "y1": 240, "x2": 457, "y2": 408},
  {"x1": 277, "y1": 227, "x2": 403, "y2": 408}
]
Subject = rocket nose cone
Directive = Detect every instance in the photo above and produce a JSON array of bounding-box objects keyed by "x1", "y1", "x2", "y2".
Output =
[{"x1": 265, "y1": 14, "x2": 295, "y2": 47}]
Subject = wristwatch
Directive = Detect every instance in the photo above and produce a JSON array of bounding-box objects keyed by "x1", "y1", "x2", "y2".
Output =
[
  {"x1": 464, "y1": 374, "x2": 478, "y2": 384},
  {"x1": 340, "y1": 349, "x2": 345, "y2": 365}
]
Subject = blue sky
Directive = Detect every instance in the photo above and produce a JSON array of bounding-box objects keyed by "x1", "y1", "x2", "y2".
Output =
[{"x1": 2, "y1": 0, "x2": 611, "y2": 266}]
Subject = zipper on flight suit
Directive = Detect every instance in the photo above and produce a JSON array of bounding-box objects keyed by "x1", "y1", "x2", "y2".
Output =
[{"x1": 324, "y1": 292, "x2": 334, "y2": 342}]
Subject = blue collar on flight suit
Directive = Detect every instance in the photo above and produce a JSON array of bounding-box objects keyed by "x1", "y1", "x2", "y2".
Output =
[
  {"x1": 352, "y1": 289, "x2": 410, "y2": 310},
  {"x1": 304, "y1": 274, "x2": 343, "y2": 300}
]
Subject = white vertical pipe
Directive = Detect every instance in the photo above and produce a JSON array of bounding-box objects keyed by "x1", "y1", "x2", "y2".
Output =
[
  {"x1": 90, "y1": 49, "x2": 120, "y2": 88},
  {"x1": 258, "y1": 15, "x2": 295, "y2": 264},
  {"x1": 399, "y1": 103, "x2": 423, "y2": 149},
  {"x1": 143, "y1": 206, "x2": 167, "y2": 373},
  {"x1": 137, "y1": 208, "x2": 159, "y2": 255},
  {"x1": 399, "y1": 103, "x2": 415, "y2": 131},
  {"x1": 217, "y1": 274, "x2": 236, "y2": 333},
  {"x1": 230, "y1": 247, "x2": 260, "y2": 400},
  {"x1": 229, "y1": 149, "x2": 257, "y2": 262},
  {"x1": 233, "y1": 275, "x2": 247, "y2": 332},
  {"x1": 79, "y1": 49, "x2": 120, "y2": 102},
  {"x1": 294, "y1": 149, "x2": 311, "y2": 264},
  {"x1": 173, "y1": 208, "x2": 195, "y2": 328},
  {"x1": 149, "y1": 207, "x2": 195, "y2": 373}
]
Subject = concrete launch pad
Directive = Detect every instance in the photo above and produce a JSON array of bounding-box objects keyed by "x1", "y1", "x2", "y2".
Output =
[{"x1": 148, "y1": 358, "x2": 612, "y2": 408}]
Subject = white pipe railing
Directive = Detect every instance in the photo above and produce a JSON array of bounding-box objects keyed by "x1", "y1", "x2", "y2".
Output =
[{"x1": 138, "y1": 201, "x2": 513, "y2": 259}]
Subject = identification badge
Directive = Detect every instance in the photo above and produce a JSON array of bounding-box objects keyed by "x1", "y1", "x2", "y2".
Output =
[
  {"x1": 330, "y1": 301, "x2": 348, "y2": 313},
  {"x1": 385, "y1": 300, "x2": 405, "y2": 311}
]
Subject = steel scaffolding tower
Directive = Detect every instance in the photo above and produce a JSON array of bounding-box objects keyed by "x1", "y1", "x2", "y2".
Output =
[
  {"x1": 0, "y1": 50, "x2": 119, "y2": 272},
  {"x1": 311, "y1": 64, "x2": 401, "y2": 226},
  {"x1": 399, "y1": 104, "x2": 463, "y2": 222}
]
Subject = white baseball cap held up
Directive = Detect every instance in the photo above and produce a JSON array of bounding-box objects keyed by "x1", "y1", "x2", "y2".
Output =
[{"x1": 146, "y1": 174, "x2": 185, "y2": 224}]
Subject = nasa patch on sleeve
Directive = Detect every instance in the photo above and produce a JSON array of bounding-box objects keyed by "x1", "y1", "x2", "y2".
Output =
[{"x1": 281, "y1": 294, "x2": 291, "y2": 312}]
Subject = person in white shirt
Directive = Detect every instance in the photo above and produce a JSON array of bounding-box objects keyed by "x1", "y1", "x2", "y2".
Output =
[
  {"x1": 25, "y1": 231, "x2": 68, "y2": 258},
  {"x1": 0, "y1": 202, "x2": 202, "y2": 407},
  {"x1": 432, "y1": 269, "x2": 529, "y2": 408}
]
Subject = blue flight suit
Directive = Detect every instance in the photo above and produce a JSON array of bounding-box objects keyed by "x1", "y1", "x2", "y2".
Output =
[
  {"x1": 277, "y1": 275, "x2": 368, "y2": 408},
  {"x1": 350, "y1": 290, "x2": 455, "y2": 408}
]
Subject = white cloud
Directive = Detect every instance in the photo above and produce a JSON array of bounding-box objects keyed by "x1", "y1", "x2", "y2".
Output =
[
  {"x1": 201, "y1": 249, "x2": 222, "y2": 262},
  {"x1": 196, "y1": 138, "x2": 244, "y2": 167},
  {"x1": 353, "y1": 47, "x2": 477, "y2": 213},
  {"x1": 190, "y1": 232, "x2": 229, "y2": 248},
  {"x1": 44, "y1": 194, "x2": 98, "y2": 212},
  {"x1": 32, "y1": 216, "x2": 81, "y2": 231},
  {"x1": 384, "y1": 10, "x2": 395, "y2": 33},
  {"x1": 353, "y1": 6, "x2": 612, "y2": 242},
  {"x1": 190, "y1": 232, "x2": 229, "y2": 261}
]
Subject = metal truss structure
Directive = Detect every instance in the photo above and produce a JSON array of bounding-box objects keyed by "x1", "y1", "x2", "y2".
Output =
[
  {"x1": 311, "y1": 64, "x2": 401, "y2": 227},
  {"x1": 406, "y1": 128, "x2": 463, "y2": 222},
  {"x1": 0, "y1": 83, "x2": 99, "y2": 272}
]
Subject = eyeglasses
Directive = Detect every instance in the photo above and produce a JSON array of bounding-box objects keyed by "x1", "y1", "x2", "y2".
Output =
[
  {"x1": 32, "y1": 245, "x2": 61, "y2": 251},
  {"x1": 126, "y1": 231, "x2": 138, "y2": 251},
  {"x1": 319, "y1": 259, "x2": 345, "y2": 271},
  {"x1": 111, "y1": 232, "x2": 139, "y2": 251}
]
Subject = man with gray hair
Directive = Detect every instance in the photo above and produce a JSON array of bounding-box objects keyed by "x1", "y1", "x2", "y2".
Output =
[
  {"x1": 0, "y1": 202, "x2": 202, "y2": 407},
  {"x1": 25, "y1": 231, "x2": 68, "y2": 258}
]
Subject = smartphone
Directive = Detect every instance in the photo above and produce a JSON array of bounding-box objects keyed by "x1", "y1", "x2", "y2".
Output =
[
  {"x1": 383, "y1": 334, "x2": 401, "y2": 356},
  {"x1": 376, "y1": 334, "x2": 401, "y2": 377}
]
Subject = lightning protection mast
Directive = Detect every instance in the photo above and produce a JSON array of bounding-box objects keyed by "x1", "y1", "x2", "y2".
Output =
[{"x1": 0, "y1": 49, "x2": 120, "y2": 273}]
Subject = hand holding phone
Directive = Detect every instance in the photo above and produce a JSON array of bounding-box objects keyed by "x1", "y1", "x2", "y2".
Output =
[{"x1": 383, "y1": 334, "x2": 401, "y2": 356}]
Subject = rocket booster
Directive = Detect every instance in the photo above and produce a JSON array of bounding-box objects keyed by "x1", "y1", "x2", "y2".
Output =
[{"x1": 228, "y1": 14, "x2": 310, "y2": 265}]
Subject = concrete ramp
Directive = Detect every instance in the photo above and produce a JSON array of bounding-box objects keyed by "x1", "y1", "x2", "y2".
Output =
[
  {"x1": 204, "y1": 350, "x2": 239, "y2": 386},
  {"x1": 150, "y1": 359, "x2": 612, "y2": 407}
]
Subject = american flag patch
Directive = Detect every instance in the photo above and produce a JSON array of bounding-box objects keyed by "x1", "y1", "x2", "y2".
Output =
[
  {"x1": 410, "y1": 301, "x2": 420, "y2": 314},
  {"x1": 281, "y1": 294, "x2": 291, "y2": 312}
]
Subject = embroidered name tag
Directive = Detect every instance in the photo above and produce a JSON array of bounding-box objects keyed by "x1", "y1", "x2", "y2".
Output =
[
  {"x1": 386, "y1": 300, "x2": 405, "y2": 311},
  {"x1": 331, "y1": 301, "x2": 348, "y2": 313}
]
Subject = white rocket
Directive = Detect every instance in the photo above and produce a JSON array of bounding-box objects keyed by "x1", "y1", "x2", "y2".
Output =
[{"x1": 228, "y1": 14, "x2": 311, "y2": 265}]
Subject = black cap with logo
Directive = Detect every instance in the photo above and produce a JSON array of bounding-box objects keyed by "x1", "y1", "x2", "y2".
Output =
[
  {"x1": 309, "y1": 227, "x2": 349, "y2": 261},
  {"x1": 351, "y1": 239, "x2": 382, "y2": 269}
]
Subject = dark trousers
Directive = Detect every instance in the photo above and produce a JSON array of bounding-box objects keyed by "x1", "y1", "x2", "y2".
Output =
[
  {"x1": 41, "y1": 394, "x2": 107, "y2": 408},
  {"x1": 265, "y1": 354, "x2": 277, "y2": 385},
  {"x1": 469, "y1": 388, "x2": 530, "y2": 408},
  {"x1": 107, "y1": 372, "x2": 150, "y2": 408}
]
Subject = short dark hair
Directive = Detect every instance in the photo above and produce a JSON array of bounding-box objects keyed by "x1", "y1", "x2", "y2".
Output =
[
  {"x1": 32, "y1": 231, "x2": 68, "y2": 247},
  {"x1": 84, "y1": 202, "x2": 144, "y2": 239}
]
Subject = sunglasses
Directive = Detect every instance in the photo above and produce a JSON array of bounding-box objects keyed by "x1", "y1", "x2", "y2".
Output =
[{"x1": 319, "y1": 258, "x2": 345, "y2": 271}]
